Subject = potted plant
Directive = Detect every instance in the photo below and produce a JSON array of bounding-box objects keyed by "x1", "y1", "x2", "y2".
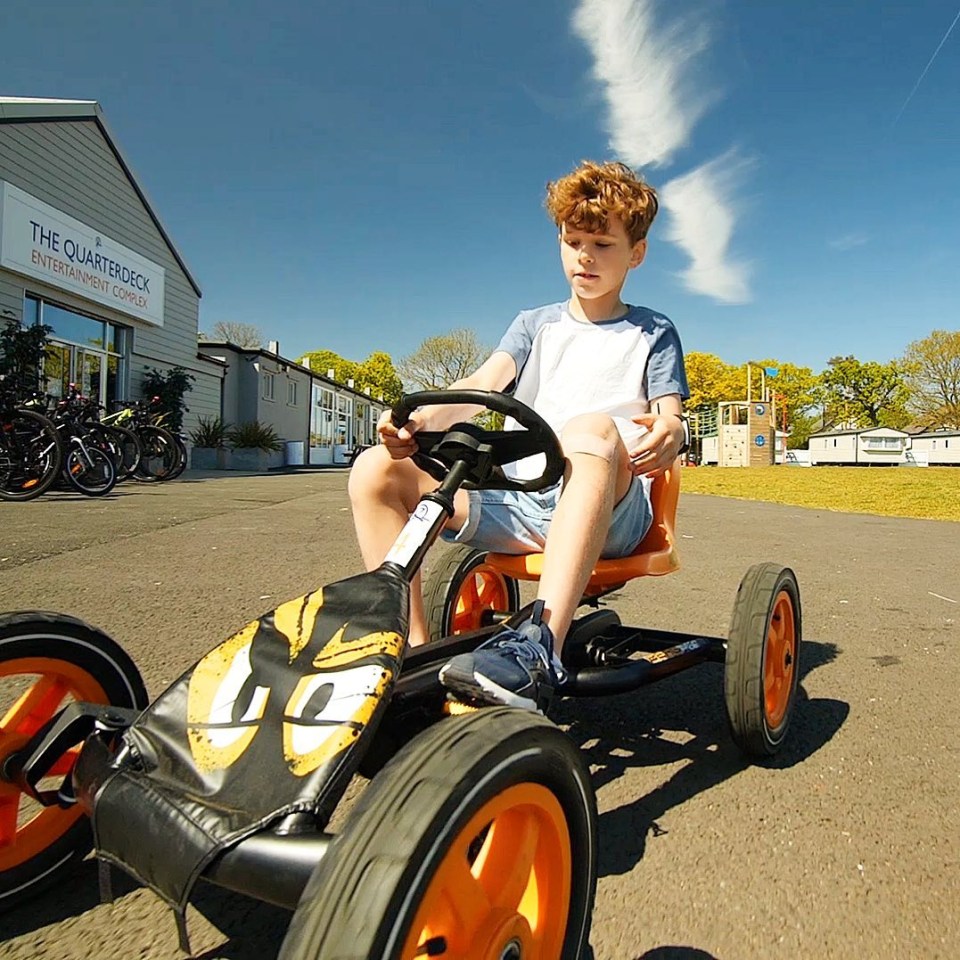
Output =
[
  {"x1": 188, "y1": 416, "x2": 230, "y2": 470},
  {"x1": 225, "y1": 420, "x2": 285, "y2": 471}
]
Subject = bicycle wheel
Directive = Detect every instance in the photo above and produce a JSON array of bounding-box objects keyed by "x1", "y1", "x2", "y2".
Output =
[
  {"x1": 0, "y1": 611, "x2": 148, "y2": 910},
  {"x1": 62, "y1": 444, "x2": 116, "y2": 497},
  {"x1": 0, "y1": 410, "x2": 63, "y2": 502},
  {"x1": 96, "y1": 424, "x2": 141, "y2": 482},
  {"x1": 134, "y1": 425, "x2": 180, "y2": 482},
  {"x1": 165, "y1": 433, "x2": 188, "y2": 480}
]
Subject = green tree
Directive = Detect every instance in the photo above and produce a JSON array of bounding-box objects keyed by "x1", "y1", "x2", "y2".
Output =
[
  {"x1": 753, "y1": 360, "x2": 819, "y2": 439},
  {"x1": 300, "y1": 349, "x2": 359, "y2": 385},
  {"x1": 398, "y1": 329, "x2": 488, "y2": 390},
  {"x1": 684, "y1": 352, "x2": 744, "y2": 410},
  {"x1": 356, "y1": 351, "x2": 403, "y2": 404},
  {"x1": 0, "y1": 321, "x2": 52, "y2": 392},
  {"x1": 141, "y1": 365, "x2": 195, "y2": 432},
  {"x1": 816, "y1": 356, "x2": 910, "y2": 429},
  {"x1": 901, "y1": 329, "x2": 960, "y2": 429}
]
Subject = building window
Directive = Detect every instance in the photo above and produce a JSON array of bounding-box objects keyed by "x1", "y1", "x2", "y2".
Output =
[
  {"x1": 26, "y1": 294, "x2": 129, "y2": 406},
  {"x1": 864, "y1": 437, "x2": 903, "y2": 450},
  {"x1": 286, "y1": 378, "x2": 297, "y2": 406},
  {"x1": 262, "y1": 371, "x2": 275, "y2": 401}
]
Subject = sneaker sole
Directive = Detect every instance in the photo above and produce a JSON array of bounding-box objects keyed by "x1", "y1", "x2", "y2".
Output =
[{"x1": 439, "y1": 664, "x2": 543, "y2": 713}]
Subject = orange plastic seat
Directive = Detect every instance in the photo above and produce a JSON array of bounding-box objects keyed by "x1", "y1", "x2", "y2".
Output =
[{"x1": 484, "y1": 462, "x2": 681, "y2": 593}]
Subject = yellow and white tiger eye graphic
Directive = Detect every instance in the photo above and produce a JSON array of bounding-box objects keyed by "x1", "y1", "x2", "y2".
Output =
[
  {"x1": 313, "y1": 627, "x2": 404, "y2": 669},
  {"x1": 282, "y1": 663, "x2": 392, "y2": 776},
  {"x1": 185, "y1": 583, "x2": 405, "y2": 776},
  {"x1": 187, "y1": 620, "x2": 264, "y2": 772},
  {"x1": 272, "y1": 588, "x2": 325, "y2": 663}
]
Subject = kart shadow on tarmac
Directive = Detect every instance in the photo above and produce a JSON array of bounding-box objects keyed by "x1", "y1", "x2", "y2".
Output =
[{"x1": 555, "y1": 638, "x2": 847, "y2": 879}]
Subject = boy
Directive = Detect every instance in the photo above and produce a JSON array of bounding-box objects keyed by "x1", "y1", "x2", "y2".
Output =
[{"x1": 348, "y1": 159, "x2": 689, "y2": 713}]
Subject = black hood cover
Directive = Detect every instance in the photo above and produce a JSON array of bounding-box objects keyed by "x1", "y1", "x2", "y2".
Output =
[{"x1": 92, "y1": 567, "x2": 409, "y2": 909}]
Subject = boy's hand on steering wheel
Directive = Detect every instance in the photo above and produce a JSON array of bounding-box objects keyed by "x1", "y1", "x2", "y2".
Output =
[
  {"x1": 378, "y1": 409, "x2": 424, "y2": 459},
  {"x1": 626, "y1": 413, "x2": 683, "y2": 477}
]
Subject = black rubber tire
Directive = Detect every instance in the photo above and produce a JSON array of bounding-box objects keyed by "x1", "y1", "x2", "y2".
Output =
[
  {"x1": 279, "y1": 707, "x2": 598, "y2": 960},
  {"x1": 93, "y1": 423, "x2": 142, "y2": 482},
  {"x1": 0, "y1": 409, "x2": 63, "y2": 502},
  {"x1": 62, "y1": 444, "x2": 116, "y2": 497},
  {"x1": 0, "y1": 611, "x2": 148, "y2": 911},
  {"x1": 133, "y1": 425, "x2": 180, "y2": 482},
  {"x1": 724, "y1": 563, "x2": 802, "y2": 758},
  {"x1": 423, "y1": 545, "x2": 521, "y2": 643},
  {"x1": 165, "y1": 433, "x2": 188, "y2": 480}
]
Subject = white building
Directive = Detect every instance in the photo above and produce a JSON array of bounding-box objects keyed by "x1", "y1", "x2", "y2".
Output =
[
  {"x1": 0, "y1": 97, "x2": 220, "y2": 431},
  {"x1": 808, "y1": 428, "x2": 911, "y2": 466},
  {"x1": 908, "y1": 430, "x2": 960, "y2": 466}
]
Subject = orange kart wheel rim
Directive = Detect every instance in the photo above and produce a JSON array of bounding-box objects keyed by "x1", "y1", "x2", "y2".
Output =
[
  {"x1": 764, "y1": 591, "x2": 797, "y2": 729},
  {"x1": 401, "y1": 782, "x2": 572, "y2": 960},
  {"x1": 0, "y1": 657, "x2": 108, "y2": 870},
  {"x1": 451, "y1": 567, "x2": 513, "y2": 635}
]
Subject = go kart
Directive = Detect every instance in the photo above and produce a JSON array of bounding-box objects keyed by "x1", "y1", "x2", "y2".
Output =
[{"x1": 0, "y1": 390, "x2": 802, "y2": 959}]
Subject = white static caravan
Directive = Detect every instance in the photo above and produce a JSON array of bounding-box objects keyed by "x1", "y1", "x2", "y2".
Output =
[
  {"x1": 909, "y1": 430, "x2": 960, "y2": 466},
  {"x1": 808, "y1": 427, "x2": 911, "y2": 466}
]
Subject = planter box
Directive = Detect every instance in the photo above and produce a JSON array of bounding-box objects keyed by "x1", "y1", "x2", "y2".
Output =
[
  {"x1": 190, "y1": 447, "x2": 284, "y2": 471},
  {"x1": 191, "y1": 446, "x2": 228, "y2": 470},
  {"x1": 224, "y1": 448, "x2": 285, "y2": 471}
]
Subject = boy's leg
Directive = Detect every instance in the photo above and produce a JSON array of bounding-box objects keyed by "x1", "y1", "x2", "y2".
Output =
[
  {"x1": 537, "y1": 413, "x2": 634, "y2": 653},
  {"x1": 348, "y1": 444, "x2": 470, "y2": 646},
  {"x1": 439, "y1": 413, "x2": 635, "y2": 711}
]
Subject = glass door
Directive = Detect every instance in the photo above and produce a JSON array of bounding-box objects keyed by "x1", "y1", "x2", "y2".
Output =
[{"x1": 77, "y1": 349, "x2": 104, "y2": 406}]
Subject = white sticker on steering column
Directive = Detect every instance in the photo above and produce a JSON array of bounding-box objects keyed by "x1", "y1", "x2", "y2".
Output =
[{"x1": 384, "y1": 500, "x2": 447, "y2": 567}]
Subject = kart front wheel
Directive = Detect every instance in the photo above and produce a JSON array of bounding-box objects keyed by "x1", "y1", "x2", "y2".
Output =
[
  {"x1": 724, "y1": 563, "x2": 802, "y2": 757},
  {"x1": 424, "y1": 545, "x2": 520, "y2": 642},
  {"x1": 0, "y1": 612, "x2": 148, "y2": 911},
  {"x1": 280, "y1": 707, "x2": 597, "y2": 960}
]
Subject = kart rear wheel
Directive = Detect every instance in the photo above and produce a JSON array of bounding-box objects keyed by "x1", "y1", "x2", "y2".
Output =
[
  {"x1": 724, "y1": 563, "x2": 802, "y2": 757},
  {"x1": 0, "y1": 612, "x2": 148, "y2": 911},
  {"x1": 424, "y1": 545, "x2": 520, "y2": 642},
  {"x1": 280, "y1": 707, "x2": 597, "y2": 960}
]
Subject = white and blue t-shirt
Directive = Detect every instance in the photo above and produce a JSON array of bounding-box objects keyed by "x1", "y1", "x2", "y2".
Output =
[{"x1": 494, "y1": 301, "x2": 689, "y2": 481}]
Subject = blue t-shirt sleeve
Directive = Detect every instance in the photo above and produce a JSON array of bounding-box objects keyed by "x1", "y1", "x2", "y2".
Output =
[
  {"x1": 495, "y1": 309, "x2": 537, "y2": 373},
  {"x1": 645, "y1": 318, "x2": 690, "y2": 401}
]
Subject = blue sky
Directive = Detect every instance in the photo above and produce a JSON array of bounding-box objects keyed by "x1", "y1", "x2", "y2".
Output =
[{"x1": 4, "y1": 1, "x2": 959, "y2": 374}]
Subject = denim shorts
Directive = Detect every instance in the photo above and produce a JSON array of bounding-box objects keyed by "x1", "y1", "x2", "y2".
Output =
[{"x1": 441, "y1": 476, "x2": 653, "y2": 559}]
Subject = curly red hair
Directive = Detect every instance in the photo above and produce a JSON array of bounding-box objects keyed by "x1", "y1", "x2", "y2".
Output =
[{"x1": 545, "y1": 160, "x2": 659, "y2": 244}]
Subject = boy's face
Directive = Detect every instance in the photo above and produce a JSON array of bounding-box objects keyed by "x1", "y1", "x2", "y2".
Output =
[{"x1": 559, "y1": 216, "x2": 647, "y2": 304}]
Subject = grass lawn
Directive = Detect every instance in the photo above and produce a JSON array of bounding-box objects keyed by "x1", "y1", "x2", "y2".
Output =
[{"x1": 678, "y1": 466, "x2": 960, "y2": 523}]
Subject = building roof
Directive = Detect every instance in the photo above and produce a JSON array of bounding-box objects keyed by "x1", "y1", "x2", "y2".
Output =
[
  {"x1": 198, "y1": 341, "x2": 387, "y2": 404},
  {"x1": 910, "y1": 429, "x2": 960, "y2": 439},
  {"x1": 810, "y1": 427, "x2": 910, "y2": 438},
  {"x1": 0, "y1": 97, "x2": 202, "y2": 297}
]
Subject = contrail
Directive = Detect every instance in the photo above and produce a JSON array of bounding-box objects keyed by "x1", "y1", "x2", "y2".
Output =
[{"x1": 893, "y1": 5, "x2": 960, "y2": 125}]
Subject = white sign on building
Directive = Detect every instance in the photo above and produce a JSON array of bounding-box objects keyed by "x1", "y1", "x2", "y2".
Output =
[{"x1": 0, "y1": 181, "x2": 165, "y2": 326}]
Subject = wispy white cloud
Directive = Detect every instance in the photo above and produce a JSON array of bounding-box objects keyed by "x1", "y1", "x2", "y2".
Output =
[
  {"x1": 571, "y1": 0, "x2": 752, "y2": 303},
  {"x1": 571, "y1": 0, "x2": 713, "y2": 168},
  {"x1": 828, "y1": 232, "x2": 868, "y2": 252},
  {"x1": 660, "y1": 153, "x2": 752, "y2": 304}
]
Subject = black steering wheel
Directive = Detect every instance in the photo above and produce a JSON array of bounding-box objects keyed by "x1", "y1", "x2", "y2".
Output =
[{"x1": 390, "y1": 390, "x2": 565, "y2": 492}]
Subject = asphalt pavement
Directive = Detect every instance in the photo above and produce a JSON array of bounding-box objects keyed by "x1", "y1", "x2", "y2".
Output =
[{"x1": 1, "y1": 469, "x2": 958, "y2": 959}]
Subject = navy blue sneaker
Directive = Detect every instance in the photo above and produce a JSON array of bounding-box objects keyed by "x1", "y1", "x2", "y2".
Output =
[{"x1": 438, "y1": 601, "x2": 567, "y2": 713}]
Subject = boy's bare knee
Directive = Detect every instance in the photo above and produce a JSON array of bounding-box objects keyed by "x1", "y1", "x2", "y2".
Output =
[
  {"x1": 347, "y1": 445, "x2": 391, "y2": 500},
  {"x1": 561, "y1": 413, "x2": 620, "y2": 462},
  {"x1": 348, "y1": 445, "x2": 421, "y2": 506}
]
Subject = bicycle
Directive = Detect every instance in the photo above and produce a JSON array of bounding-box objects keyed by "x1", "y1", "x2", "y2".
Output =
[{"x1": 0, "y1": 376, "x2": 63, "y2": 502}]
